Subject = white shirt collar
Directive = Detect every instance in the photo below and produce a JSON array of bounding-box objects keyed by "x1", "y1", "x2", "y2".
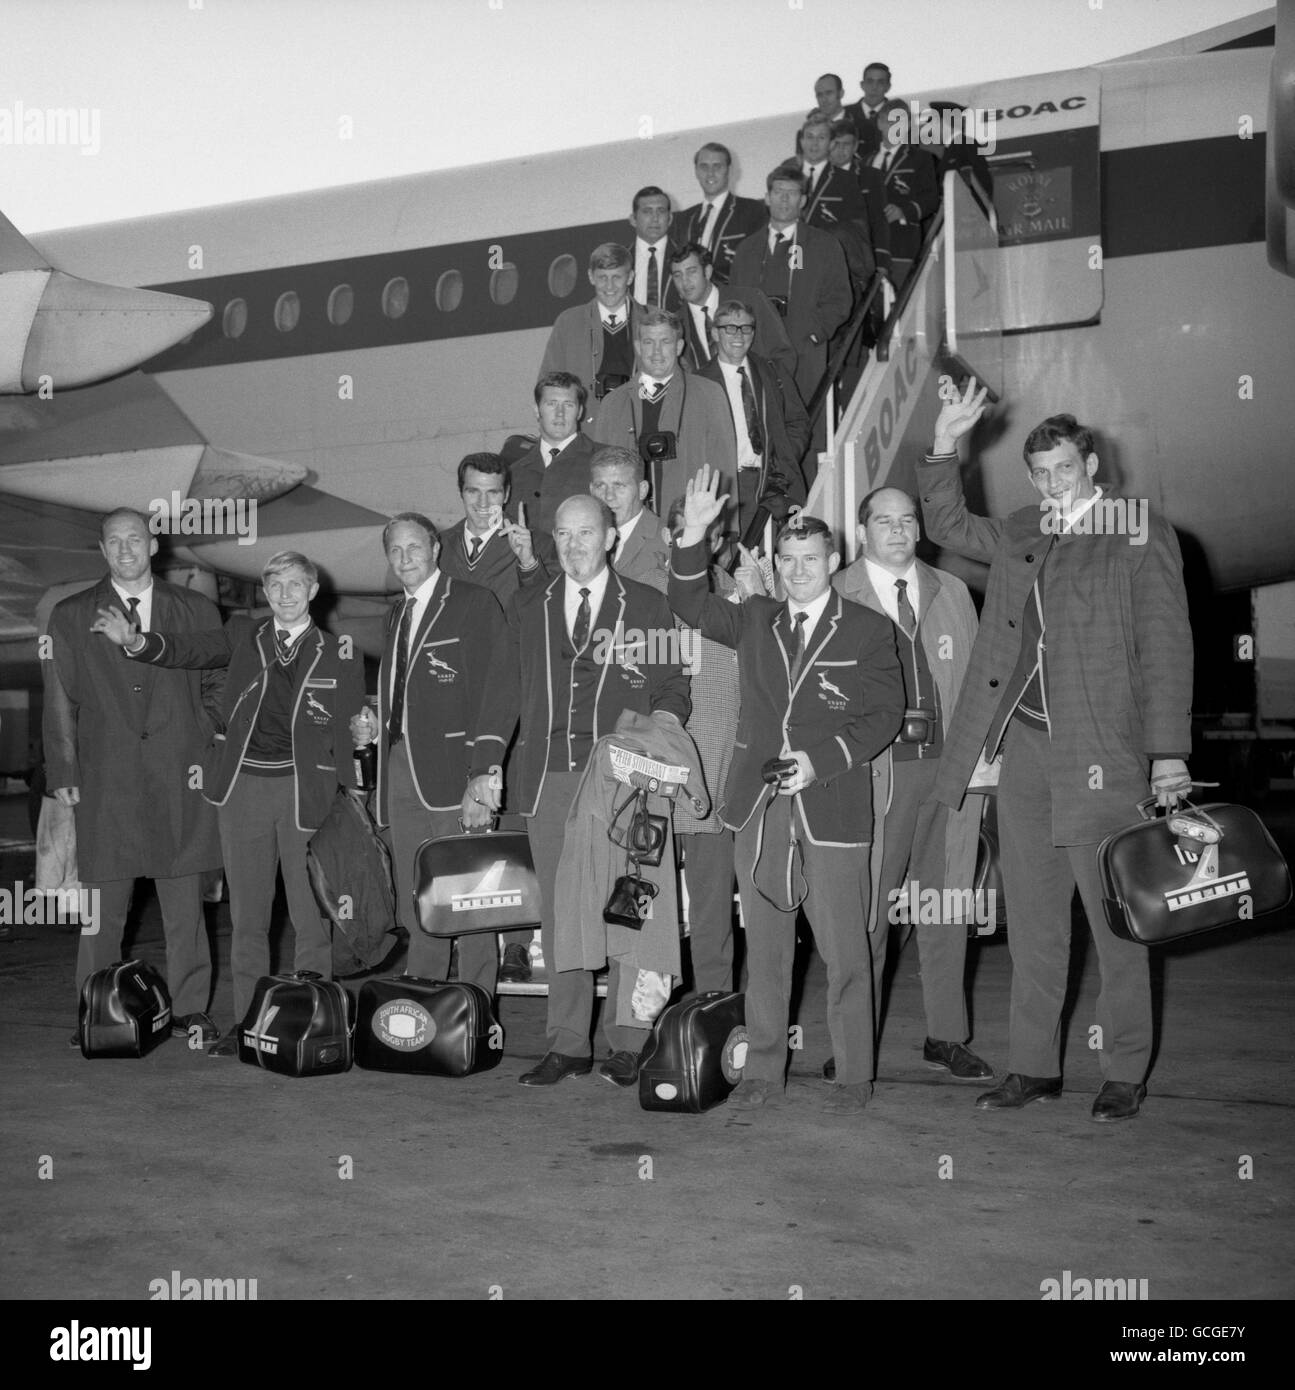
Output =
[
  {"x1": 804, "y1": 160, "x2": 827, "y2": 178},
  {"x1": 463, "y1": 519, "x2": 501, "y2": 546},
  {"x1": 597, "y1": 299, "x2": 629, "y2": 326},
  {"x1": 563, "y1": 564, "x2": 611, "y2": 633},
  {"x1": 787, "y1": 588, "x2": 832, "y2": 632},
  {"x1": 110, "y1": 580, "x2": 153, "y2": 631},
  {"x1": 613, "y1": 509, "x2": 644, "y2": 558},
  {"x1": 274, "y1": 614, "x2": 313, "y2": 642},
  {"x1": 402, "y1": 569, "x2": 440, "y2": 609},
  {"x1": 863, "y1": 556, "x2": 919, "y2": 626},
  {"x1": 638, "y1": 371, "x2": 673, "y2": 393},
  {"x1": 769, "y1": 220, "x2": 799, "y2": 249},
  {"x1": 541, "y1": 434, "x2": 576, "y2": 463}
]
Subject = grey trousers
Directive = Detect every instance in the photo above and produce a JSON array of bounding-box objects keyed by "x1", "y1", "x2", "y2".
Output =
[
  {"x1": 998, "y1": 719, "x2": 1152, "y2": 1083},
  {"x1": 77, "y1": 873, "x2": 210, "y2": 1016},
  {"x1": 527, "y1": 770, "x2": 646, "y2": 1059},
  {"x1": 218, "y1": 773, "x2": 332, "y2": 1025},
  {"x1": 735, "y1": 795, "x2": 874, "y2": 1085}
]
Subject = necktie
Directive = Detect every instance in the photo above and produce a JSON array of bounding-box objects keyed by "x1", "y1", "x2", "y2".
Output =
[
  {"x1": 646, "y1": 247, "x2": 659, "y2": 306},
  {"x1": 698, "y1": 201, "x2": 714, "y2": 247},
  {"x1": 737, "y1": 365, "x2": 763, "y2": 455},
  {"x1": 572, "y1": 586, "x2": 591, "y2": 652},
  {"x1": 275, "y1": 627, "x2": 291, "y2": 660},
  {"x1": 467, "y1": 536, "x2": 482, "y2": 562},
  {"x1": 126, "y1": 596, "x2": 141, "y2": 632},
  {"x1": 695, "y1": 309, "x2": 712, "y2": 362},
  {"x1": 606, "y1": 313, "x2": 620, "y2": 330},
  {"x1": 788, "y1": 610, "x2": 809, "y2": 685},
  {"x1": 387, "y1": 596, "x2": 416, "y2": 744},
  {"x1": 547, "y1": 445, "x2": 561, "y2": 466},
  {"x1": 895, "y1": 578, "x2": 916, "y2": 637}
]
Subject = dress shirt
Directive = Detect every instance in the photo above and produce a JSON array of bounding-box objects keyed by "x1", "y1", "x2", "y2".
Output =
[
  {"x1": 717, "y1": 358, "x2": 761, "y2": 470},
  {"x1": 110, "y1": 580, "x2": 154, "y2": 631},
  {"x1": 863, "y1": 557, "x2": 920, "y2": 627},
  {"x1": 612, "y1": 508, "x2": 644, "y2": 565},
  {"x1": 563, "y1": 565, "x2": 611, "y2": 644},
  {"x1": 389, "y1": 569, "x2": 440, "y2": 706}
]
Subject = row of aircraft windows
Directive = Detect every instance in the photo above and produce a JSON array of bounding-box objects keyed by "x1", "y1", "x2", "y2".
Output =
[{"x1": 218, "y1": 253, "x2": 583, "y2": 339}]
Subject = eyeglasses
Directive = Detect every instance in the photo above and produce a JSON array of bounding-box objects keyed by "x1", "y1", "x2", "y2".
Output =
[{"x1": 716, "y1": 324, "x2": 756, "y2": 336}]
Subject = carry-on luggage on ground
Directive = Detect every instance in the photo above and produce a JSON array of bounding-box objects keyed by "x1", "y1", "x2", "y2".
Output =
[
  {"x1": 638, "y1": 990, "x2": 747, "y2": 1112},
  {"x1": 237, "y1": 971, "x2": 353, "y2": 1076},
  {"x1": 354, "y1": 974, "x2": 501, "y2": 1076},
  {"x1": 79, "y1": 959, "x2": 172, "y2": 1058},
  {"x1": 1099, "y1": 798, "x2": 1292, "y2": 945}
]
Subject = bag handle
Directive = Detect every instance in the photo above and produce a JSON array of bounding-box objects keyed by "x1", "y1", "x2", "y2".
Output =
[{"x1": 749, "y1": 781, "x2": 808, "y2": 913}]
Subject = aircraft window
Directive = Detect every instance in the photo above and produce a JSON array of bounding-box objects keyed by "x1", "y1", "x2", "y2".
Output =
[
  {"x1": 222, "y1": 298, "x2": 247, "y2": 339},
  {"x1": 435, "y1": 270, "x2": 463, "y2": 312},
  {"x1": 489, "y1": 263, "x2": 519, "y2": 306},
  {"x1": 383, "y1": 276, "x2": 410, "y2": 319},
  {"x1": 274, "y1": 291, "x2": 300, "y2": 333},
  {"x1": 548, "y1": 255, "x2": 578, "y2": 298},
  {"x1": 327, "y1": 284, "x2": 354, "y2": 326}
]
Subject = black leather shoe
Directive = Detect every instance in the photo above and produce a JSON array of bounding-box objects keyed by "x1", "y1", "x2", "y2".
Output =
[
  {"x1": 1091, "y1": 1080, "x2": 1146, "y2": 1122},
  {"x1": 924, "y1": 1037, "x2": 994, "y2": 1080},
  {"x1": 498, "y1": 944, "x2": 532, "y2": 984},
  {"x1": 822, "y1": 1056, "x2": 836, "y2": 1081},
  {"x1": 208, "y1": 1029, "x2": 239, "y2": 1058},
  {"x1": 975, "y1": 1072, "x2": 1062, "y2": 1109},
  {"x1": 519, "y1": 1051, "x2": 592, "y2": 1086},
  {"x1": 598, "y1": 1050, "x2": 641, "y2": 1087},
  {"x1": 172, "y1": 1011, "x2": 219, "y2": 1043},
  {"x1": 68, "y1": 1026, "x2": 82, "y2": 1049}
]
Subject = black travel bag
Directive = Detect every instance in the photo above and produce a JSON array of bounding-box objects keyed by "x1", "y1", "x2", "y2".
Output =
[
  {"x1": 638, "y1": 990, "x2": 747, "y2": 1112},
  {"x1": 1099, "y1": 799, "x2": 1292, "y2": 945},
  {"x1": 354, "y1": 974, "x2": 502, "y2": 1076},
  {"x1": 237, "y1": 971, "x2": 354, "y2": 1076},
  {"x1": 79, "y1": 959, "x2": 172, "y2": 1058}
]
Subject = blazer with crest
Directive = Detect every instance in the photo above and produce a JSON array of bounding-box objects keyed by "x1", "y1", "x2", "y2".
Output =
[
  {"x1": 669, "y1": 540, "x2": 904, "y2": 845},
  {"x1": 128, "y1": 615, "x2": 366, "y2": 832},
  {"x1": 678, "y1": 192, "x2": 767, "y2": 282},
  {"x1": 697, "y1": 351, "x2": 808, "y2": 518},
  {"x1": 506, "y1": 567, "x2": 691, "y2": 815},
  {"x1": 373, "y1": 572, "x2": 516, "y2": 822}
]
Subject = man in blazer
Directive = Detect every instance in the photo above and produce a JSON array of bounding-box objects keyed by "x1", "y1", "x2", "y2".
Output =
[
  {"x1": 45, "y1": 507, "x2": 224, "y2": 1046},
  {"x1": 94, "y1": 549, "x2": 367, "y2": 1054},
  {"x1": 678, "y1": 142, "x2": 766, "y2": 284},
  {"x1": 670, "y1": 468, "x2": 904, "y2": 1116},
  {"x1": 439, "y1": 452, "x2": 554, "y2": 609},
  {"x1": 590, "y1": 446, "x2": 670, "y2": 593},
  {"x1": 918, "y1": 381, "x2": 1193, "y2": 1122},
  {"x1": 698, "y1": 298, "x2": 808, "y2": 539},
  {"x1": 729, "y1": 165, "x2": 854, "y2": 418},
  {"x1": 506, "y1": 373, "x2": 598, "y2": 534},
  {"x1": 832, "y1": 487, "x2": 992, "y2": 1083},
  {"x1": 798, "y1": 115, "x2": 886, "y2": 288},
  {"x1": 506, "y1": 493, "x2": 690, "y2": 1088},
  {"x1": 538, "y1": 244, "x2": 640, "y2": 434},
  {"x1": 843, "y1": 61, "x2": 895, "y2": 161},
  {"x1": 628, "y1": 186, "x2": 681, "y2": 312},
  {"x1": 590, "y1": 307, "x2": 737, "y2": 527},
  {"x1": 350, "y1": 514, "x2": 518, "y2": 995},
  {"x1": 666, "y1": 241, "x2": 796, "y2": 382},
  {"x1": 870, "y1": 102, "x2": 940, "y2": 288}
]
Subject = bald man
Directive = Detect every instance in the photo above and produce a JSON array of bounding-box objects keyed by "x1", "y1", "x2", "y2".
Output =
[{"x1": 504, "y1": 494, "x2": 690, "y2": 1088}]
